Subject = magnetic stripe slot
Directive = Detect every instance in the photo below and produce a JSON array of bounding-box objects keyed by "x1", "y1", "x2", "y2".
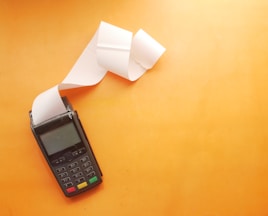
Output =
[{"x1": 31, "y1": 21, "x2": 166, "y2": 125}]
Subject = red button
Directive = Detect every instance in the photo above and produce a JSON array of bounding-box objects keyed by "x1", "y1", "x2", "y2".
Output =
[{"x1": 66, "y1": 186, "x2": 76, "y2": 193}]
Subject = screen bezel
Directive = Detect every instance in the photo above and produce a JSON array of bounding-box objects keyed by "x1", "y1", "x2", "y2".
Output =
[
  {"x1": 34, "y1": 113, "x2": 86, "y2": 161},
  {"x1": 39, "y1": 122, "x2": 82, "y2": 156}
]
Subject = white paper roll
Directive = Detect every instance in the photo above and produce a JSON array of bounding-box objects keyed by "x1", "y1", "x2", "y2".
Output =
[{"x1": 31, "y1": 21, "x2": 166, "y2": 125}]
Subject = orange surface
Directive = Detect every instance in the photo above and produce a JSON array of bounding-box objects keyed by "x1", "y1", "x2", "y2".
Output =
[{"x1": 1, "y1": 0, "x2": 268, "y2": 215}]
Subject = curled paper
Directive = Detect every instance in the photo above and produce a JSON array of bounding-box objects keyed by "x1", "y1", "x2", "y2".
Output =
[{"x1": 31, "y1": 21, "x2": 166, "y2": 125}]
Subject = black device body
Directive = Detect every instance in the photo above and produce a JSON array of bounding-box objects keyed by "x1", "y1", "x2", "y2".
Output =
[{"x1": 29, "y1": 97, "x2": 102, "y2": 197}]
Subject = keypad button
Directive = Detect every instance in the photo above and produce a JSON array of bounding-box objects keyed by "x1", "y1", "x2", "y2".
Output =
[
  {"x1": 75, "y1": 177, "x2": 85, "y2": 184},
  {"x1": 72, "y1": 151, "x2": 79, "y2": 157},
  {"x1": 78, "y1": 148, "x2": 86, "y2": 155},
  {"x1": 82, "y1": 161, "x2": 91, "y2": 168},
  {"x1": 66, "y1": 186, "x2": 76, "y2": 193},
  {"x1": 77, "y1": 182, "x2": 88, "y2": 190},
  {"x1": 89, "y1": 176, "x2": 98, "y2": 184},
  {"x1": 61, "y1": 177, "x2": 71, "y2": 183},
  {"x1": 87, "y1": 171, "x2": 96, "y2": 178},
  {"x1": 58, "y1": 157, "x2": 65, "y2": 163},
  {"x1": 79, "y1": 177, "x2": 85, "y2": 182},
  {"x1": 80, "y1": 156, "x2": 89, "y2": 163},
  {"x1": 58, "y1": 172, "x2": 68, "y2": 178},
  {"x1": 56, "y1": 167, "x2": 66, "y2": 173},
  {"x1": 68, "y1": 162, "x2": 78, "y2": 169},
  {"x1": 64, "y1": 182, "x2": 73, "y2": 188},
  {"x1": 73, "y1": 172, "x2": 83, "y2": 179},
  {"x1": 52, "y1": 159, "x2": 60, "y2": 165},
  {"x1": 70, "y1": 167, "x2": 80, "y2": 174},
  {"x1": 84, "y1": 166, "x2": 94, "y2": 173}
]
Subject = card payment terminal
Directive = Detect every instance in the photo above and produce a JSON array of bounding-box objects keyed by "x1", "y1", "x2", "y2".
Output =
[{"x1": 29, "y1": 97, "x2": 102, "y2": 197}]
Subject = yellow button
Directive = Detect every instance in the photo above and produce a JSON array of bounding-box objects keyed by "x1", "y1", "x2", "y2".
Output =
[{"x1": 77, "y1": 182, "x2": 88, "y2": 189}]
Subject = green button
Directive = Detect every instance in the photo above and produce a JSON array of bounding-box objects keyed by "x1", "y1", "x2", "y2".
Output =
[{"x1": 89, "y1": 176, "x2": 98, "y2": 184}]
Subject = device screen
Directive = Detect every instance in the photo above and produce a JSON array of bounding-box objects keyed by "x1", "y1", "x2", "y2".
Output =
[{"x1": 40, "y1": 122, "x2": 81, "y2": 156}]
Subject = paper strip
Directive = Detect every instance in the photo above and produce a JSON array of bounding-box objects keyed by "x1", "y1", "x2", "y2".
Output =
[{"x1": 31, "y1": 21, "x2": 166, "y2": 125}]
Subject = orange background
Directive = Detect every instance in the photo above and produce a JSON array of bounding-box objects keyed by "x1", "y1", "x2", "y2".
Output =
[{"x1": 1, "y1": 0, "x2": 268, "y2": 215}]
